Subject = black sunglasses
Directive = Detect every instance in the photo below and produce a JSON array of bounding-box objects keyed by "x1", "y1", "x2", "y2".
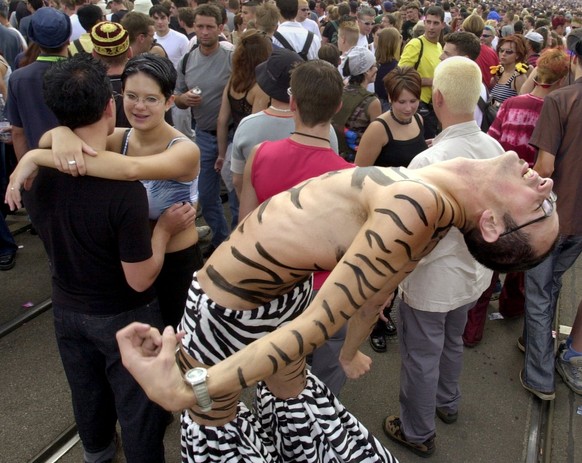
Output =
[{"x1": 499, "y1": 191, "x2": 557, "y2": 237}]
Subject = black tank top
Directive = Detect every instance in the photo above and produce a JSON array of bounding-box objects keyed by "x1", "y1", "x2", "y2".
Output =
[
  {"x1": 374, "y1": 114, "x2": 428, "y2": 167},
  {"x1": 228, "y1": 89, "x2": 252, "y2": 130}
]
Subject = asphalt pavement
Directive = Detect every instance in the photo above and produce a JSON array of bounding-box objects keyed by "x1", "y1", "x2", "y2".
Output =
[{"x1": 1, "y1": 210, "x2": 581, "y2": 463}]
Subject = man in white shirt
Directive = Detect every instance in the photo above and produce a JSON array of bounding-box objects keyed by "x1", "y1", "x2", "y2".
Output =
[
  {"x1": 296, "y1": 0, "x2": 321, "y2": 38},
  {"x1": 149, "y1": 3, "x2": 189, "y2": 68},
  {"x1": 273, "y1": 0, "x2": 321, "y2": 60},
  {"x1": 356, "y1": 5, "x2": 374, "y2": 49},
  {"x1": 383, "y1": 56, "x2": 505, "y2": 458}
]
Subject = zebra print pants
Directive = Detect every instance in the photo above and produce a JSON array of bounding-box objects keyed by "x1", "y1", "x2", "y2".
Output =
[{"x1": 178, "y1": 274, "x2": 396, "y2": 462}]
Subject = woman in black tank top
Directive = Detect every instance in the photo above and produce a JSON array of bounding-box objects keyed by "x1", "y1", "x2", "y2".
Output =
[
  {"x1": 355, "y1": 66, "x2": 428, "y2": 170},
  {"x1": 355, "y1": 66, "x2": 428, "y2": 354},
  {"x1": 216, "y1": 31, "x2": 272, "y2": 168}
]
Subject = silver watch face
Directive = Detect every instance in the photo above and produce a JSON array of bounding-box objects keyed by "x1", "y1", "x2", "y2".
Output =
[{"x1": 185, "y1": 368, "x2": 207, "y2": 385}]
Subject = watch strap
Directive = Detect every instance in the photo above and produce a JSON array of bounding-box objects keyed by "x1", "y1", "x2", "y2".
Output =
[{"x1": 192, "y1": 380, "x2": 212, "y2": 412}]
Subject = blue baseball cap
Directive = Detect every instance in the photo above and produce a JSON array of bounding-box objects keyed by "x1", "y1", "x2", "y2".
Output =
[{"x1": 28, "y1": 7, "x2": 72, "y2": 49}]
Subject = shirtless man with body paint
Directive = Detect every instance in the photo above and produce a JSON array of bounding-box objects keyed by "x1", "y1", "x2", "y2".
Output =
[{"x1": 116, "y1": 148, "x2": 558, "y2": 462}]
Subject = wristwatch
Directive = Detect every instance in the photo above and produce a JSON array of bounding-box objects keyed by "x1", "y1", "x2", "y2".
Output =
[{"x1": 184, "y1": 367, "x2": 212, "y2": 412}]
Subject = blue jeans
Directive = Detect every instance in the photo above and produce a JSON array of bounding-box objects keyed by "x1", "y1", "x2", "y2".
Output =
[
  {"x1": 523, "y1": 234, "x2": 582, "y2": 392},
  {"x1": 53, "y1": 301, "x2": 169, "y2": 463},
  {"x1": 195, "y1": 129, "x2": 229, "y2": 248}
]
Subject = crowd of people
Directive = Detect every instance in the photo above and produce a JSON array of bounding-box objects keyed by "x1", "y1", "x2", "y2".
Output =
[{"x1": 1, "y1": 0, "x2": 581, "y2": 461}]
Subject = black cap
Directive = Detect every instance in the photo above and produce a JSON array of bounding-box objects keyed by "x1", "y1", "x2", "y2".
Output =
[{"x1": 255, "y1": 48, "x2": 303, "y2": 103}]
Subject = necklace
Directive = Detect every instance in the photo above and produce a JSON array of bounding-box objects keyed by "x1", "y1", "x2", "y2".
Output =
[
  {"x1": 390, "y1": 111, "x2": 413, "y2": 125},
  {"x1": 291, "y1": 131, "x2": 330, "y2": 143},
  {"x1": 269, "y1": 105, "x2": 292, "y2": 113}
]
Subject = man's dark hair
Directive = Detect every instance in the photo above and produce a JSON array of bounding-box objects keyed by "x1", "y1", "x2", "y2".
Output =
[
  {"x1": 514, "y1": 20, "x2": 523, "y2": 34},
  {"x1": 463, "y1": 215, "x2": 557, "y2": 272},
  {"x1": 122, "y1": 11, "x2": 154, "y2": 43},
  {"x1": 0, "y1": 0, "x2": 9, "y2": 18},
  {"x1": 43, "y1": 54, "x2": 112, "y2": 130},
  {"x1": 291, "y1": 60, "x2": 343, "y2": 126},
  {"x1": 78, "y1": 4, "x2": 104, "y2": 32},
  {"x1": 337, "y1": 2, "x2": 350, "y2": 17},
  {"x1": 149, "y1": 4, "x2": 170, "y2": 17},
  {"x1": 173, "y1": 0, "x2": 189, "y2": 7},
  {"x1": 122, "y1": 53, "x2": 177, "y2": 99},
  {"x1": 444, "y1": 31, "x2": 481, "y2": 60},
  {"x1": 28, "y1": 0, "x2": 44, "y2": 11},
  {"x1": 425, "y1": 5, "x2": 444, "y2": 21},
  {"x1": 193, "y1": 3, "x2": 222, "y2": 25},
  {"x1": 178, "y1": 7, "x2": 195, "y2": 27},
  {"x1": 276, "y1": 0, "x2": 298, "y2": 21}
]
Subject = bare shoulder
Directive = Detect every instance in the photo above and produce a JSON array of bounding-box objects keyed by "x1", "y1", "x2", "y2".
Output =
[
  {"x1": 358, "y1": 167, "x2": 455, "y2": 239},
  {"x1": 107, "y1": 128, "x2": 127, "y2": 152},
  {"x1": 169, "y1": 129, "x2": 197, "y2": 149}
]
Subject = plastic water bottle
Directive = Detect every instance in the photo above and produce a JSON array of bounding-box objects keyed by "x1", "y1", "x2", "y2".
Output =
[{"x1": 0, "y1": 93, "x2": 12, "y2": 144}]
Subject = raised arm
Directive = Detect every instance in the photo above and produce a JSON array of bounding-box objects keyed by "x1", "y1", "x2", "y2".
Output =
[
  {"x1": 29, "y1": 136, "x2": 199, "y2": 182},
  {"x1": 38, "y1": 126, "x2": 97, "y2": 175}
]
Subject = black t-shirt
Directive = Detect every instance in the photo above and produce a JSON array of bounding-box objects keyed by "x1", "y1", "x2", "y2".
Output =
[
  {"x1": 322, "y1": 20, "x2": 339, "y2": 44},
  {"x1": 111, "y1": 9, "x2": 128, "y2": 23},
  {"x1": 23, "y1": 168, "x2": 156, "y2": 314},
  {"x1": 402, "y1": 20, "x2": 417, "y2": 42}
]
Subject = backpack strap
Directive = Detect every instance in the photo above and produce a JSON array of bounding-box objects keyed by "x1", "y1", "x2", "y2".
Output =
[
  {"x1": 414, "y1": 37, "x2": 424, "y2": 70},
  {"x1": 74, "y1": 39, "x2": 84, "y2": 53},
  {"x1": 181, "y1": 42, "x2": 199, "y2": 75},
  {"x1": 273, "y1": 31, "x2": 294, "y2": 52},
  {"x1": 68, "y1": 38, "x2": 87, "y2": 57},
  {"x1": 299, "y1": 31, "x2": 314, "y2": 60}
]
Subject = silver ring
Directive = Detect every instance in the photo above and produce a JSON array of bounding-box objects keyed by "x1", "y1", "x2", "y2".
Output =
[
  {"x1": 10, "y1": 187, "x2": 14, "y2": 191},
  {"x1": 68, "y1": 160, "x2": 77, "y2": 165}
]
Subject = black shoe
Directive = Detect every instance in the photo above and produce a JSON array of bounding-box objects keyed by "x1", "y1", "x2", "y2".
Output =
[
  {"x1": 0, "y1": 254, "x2": 16, "y2": 271},
  {"x1": 436, "y1": 407, "x2": 458, "y2": 424},
  {"x1": 369, "y1": 327, "x2": 387, "y2": 353},
  {"x1": 384, "y1": 314, "x2": 397, "y2": 337}
]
